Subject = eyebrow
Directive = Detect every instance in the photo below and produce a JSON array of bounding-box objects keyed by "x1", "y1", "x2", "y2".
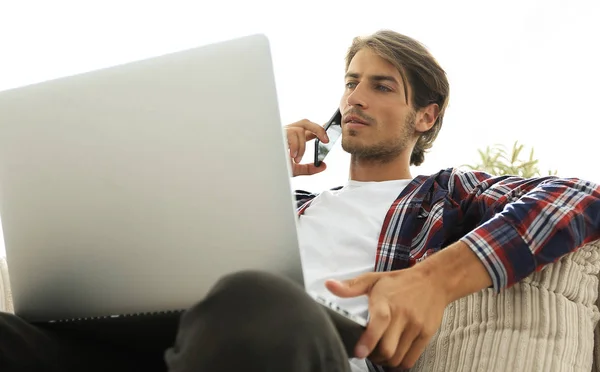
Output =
[
  {"x1": 345, "y1": 72, "x2": 400, "y2": 86},
  {"x1": 345, "y1": 71, "x2": 408, "y2": 103}
]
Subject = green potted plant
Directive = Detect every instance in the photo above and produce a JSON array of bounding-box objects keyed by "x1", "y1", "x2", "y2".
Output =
[{"x1": 463, "y1": 141, "x2": 557, "y2": 178}]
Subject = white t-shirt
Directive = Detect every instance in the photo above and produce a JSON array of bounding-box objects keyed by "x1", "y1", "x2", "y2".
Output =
[{"x1": 297, "y1": 178, "x2": 411, "y2": 372}]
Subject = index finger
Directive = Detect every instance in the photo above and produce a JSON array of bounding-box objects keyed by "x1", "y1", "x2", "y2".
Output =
[
  {"x1": 354, "y1": 298, "x2": 391, "y2": 359},
  {"x1": 289, "y1": 119, "x2": 329, "y2": 143}
]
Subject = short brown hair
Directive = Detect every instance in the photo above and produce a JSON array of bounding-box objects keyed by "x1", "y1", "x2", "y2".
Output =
[{"x1": 345, "y1": 30, "x2": 450, "y2": 166}]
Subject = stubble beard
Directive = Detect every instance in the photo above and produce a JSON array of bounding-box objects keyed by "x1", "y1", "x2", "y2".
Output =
[{"x1": 342, "y1": 111, "x2": 416, "y2": 164}]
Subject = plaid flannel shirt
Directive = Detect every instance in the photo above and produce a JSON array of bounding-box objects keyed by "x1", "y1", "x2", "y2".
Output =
[
  {"x1": 295, "y1": 167, "x2": 600, "y2": 371},
  {"x1": 296, "y1": 167, "x2": 600, "y2": 294}
]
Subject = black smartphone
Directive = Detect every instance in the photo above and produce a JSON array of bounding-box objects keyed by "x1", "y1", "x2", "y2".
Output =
[{"x1": 314, "y1": 109, "x2": 343, "y2": 167}]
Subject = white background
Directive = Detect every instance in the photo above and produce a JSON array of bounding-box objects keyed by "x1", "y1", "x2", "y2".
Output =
[{"x1": 1, "y1": 0, "x2": 599, "y2": 256}]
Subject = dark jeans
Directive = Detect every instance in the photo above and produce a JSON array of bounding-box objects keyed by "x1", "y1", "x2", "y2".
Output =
[{"x1": 0, "y1": 271, "x2": 361, "y2": 371}]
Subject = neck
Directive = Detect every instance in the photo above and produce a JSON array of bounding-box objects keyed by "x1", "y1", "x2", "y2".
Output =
[{"x1": 348, "y1": 152, "x2": 412, "y2": 182}]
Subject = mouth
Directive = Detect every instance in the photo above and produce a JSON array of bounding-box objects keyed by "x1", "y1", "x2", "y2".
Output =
[{"x1": 343, "y1": 115, "x2": 370, "y2": 126}]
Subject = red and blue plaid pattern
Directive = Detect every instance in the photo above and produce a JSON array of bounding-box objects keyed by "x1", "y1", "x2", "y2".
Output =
[{"x1": 296, "y1": 167, "x2": 600, "y2": 293}]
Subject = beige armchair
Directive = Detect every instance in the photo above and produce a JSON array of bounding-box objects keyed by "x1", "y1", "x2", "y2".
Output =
[
  {"x1": 0, "y1": 256, "x2": 13, "y2": 313},
  {"x1": 1, "y1": 241, "x2": 600, "y2": 371}
]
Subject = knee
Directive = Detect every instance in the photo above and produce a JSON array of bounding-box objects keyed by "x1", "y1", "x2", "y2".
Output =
[
  {"x1": 178, "y1": 269, "x2": 326, "y2": 335},
  {"x1": 185, "y1": 269, "x2": 311, "y2": 322},
  {"x1": 213, "y1": 269, "x2": 285, "y2": 289},
  {"x1": 209, "y1": 269, "x2": 303, "y2": 301}
]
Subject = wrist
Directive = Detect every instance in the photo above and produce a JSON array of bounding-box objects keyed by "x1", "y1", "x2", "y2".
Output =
[{"x1": 415, "y1": 241, "x2": 493, "y2": 304}]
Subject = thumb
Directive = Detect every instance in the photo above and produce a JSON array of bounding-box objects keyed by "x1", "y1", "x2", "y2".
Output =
[
  {"x1": 325, "y1": 274, "x2": 379, "y2": 298},
  {"x1": 307, "y1": 162, "x2": 327, "y2": 175},
  {"x1": 293, "y1": 162, "x2": 327, "y2": 177}
]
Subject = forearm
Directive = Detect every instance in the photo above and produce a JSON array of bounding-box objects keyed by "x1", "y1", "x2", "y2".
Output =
[
  {"x1": 415, "y1": 241, "x2": 492, "y2": 304},
  {"x1": 454, "y1": 176, "x2": 600, "y2": 292}
]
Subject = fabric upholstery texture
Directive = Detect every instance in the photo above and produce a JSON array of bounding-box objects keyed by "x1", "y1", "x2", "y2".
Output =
[{"x1": 1, "y1": 240, "x2": 599, "y2": 371}]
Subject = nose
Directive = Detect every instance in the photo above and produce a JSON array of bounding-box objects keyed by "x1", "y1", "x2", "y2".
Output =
[{"x1": 345, "y1": 84, "x2": 368, "y2": 109}]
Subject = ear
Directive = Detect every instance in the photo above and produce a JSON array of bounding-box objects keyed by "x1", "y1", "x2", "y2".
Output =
[{"x1": 415, "y1": 103, "x2": 439, "y2": 133}]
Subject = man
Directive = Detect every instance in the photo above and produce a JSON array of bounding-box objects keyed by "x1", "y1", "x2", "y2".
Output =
[
  {"x1": 1, "y1": 29, "x2": 600, "y2": 372},
  {"x1": 169, "y1": 29, "x2": 599, "y2": 371}
]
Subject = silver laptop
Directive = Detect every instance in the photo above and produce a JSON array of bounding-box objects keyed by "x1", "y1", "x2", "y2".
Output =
[{"x1": 0, "y1": 34, "x2": 367, "y2": 328}]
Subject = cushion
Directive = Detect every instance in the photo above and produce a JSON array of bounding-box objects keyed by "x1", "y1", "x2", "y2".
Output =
[
  {"x1": 0, "y1": 255, "x2": 13, "y2": 313},
  {"x1": 409, "y1": 240, "x2": 600, "y2": 372}
]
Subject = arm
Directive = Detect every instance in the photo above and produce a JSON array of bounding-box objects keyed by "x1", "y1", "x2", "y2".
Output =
[
  {"x1": 449, "y1": 169, "x2": 600, "y2": 291},
  {"x1": 326, "y1": 240, "x2": 492, "y2": 367},
  {"x1": 326, "y1": 169, "x2": 600, "y2": 368}
]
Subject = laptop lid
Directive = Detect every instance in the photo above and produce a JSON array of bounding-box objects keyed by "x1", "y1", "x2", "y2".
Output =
[{"x1": 0, "y1": 34, "x2": 304, "y2": 322}]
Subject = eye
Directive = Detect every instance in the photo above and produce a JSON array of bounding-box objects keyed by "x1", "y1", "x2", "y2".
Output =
[
  {"x1": 376, "y1": 84, "x2": 392, "y2": 92},
  {"x1": 345, "y1": 81, "x2": 358, "y2": 89}
]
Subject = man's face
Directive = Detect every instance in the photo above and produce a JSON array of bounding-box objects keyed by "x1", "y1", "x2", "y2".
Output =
[{"x1": 340, "y1": 48, "x2": 416, "y2": 162}]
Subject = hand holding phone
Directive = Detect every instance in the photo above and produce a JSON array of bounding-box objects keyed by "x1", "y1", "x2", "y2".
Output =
[
  {"x1": 314, "y1": 109, "x2": 342, "y2": 167},
  {"x1": 284, "y1": 118, "x2": 330, "y2": 177}
]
